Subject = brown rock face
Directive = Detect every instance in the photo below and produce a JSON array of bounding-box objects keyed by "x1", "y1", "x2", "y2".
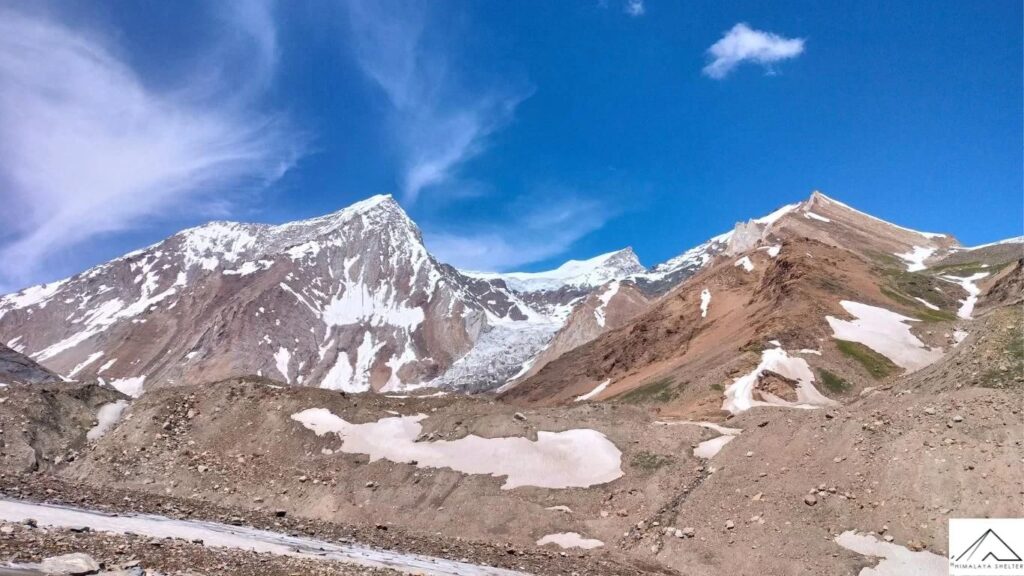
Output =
[{"x1": 503, "y1": 191, "x2": 974, "y2": 413}]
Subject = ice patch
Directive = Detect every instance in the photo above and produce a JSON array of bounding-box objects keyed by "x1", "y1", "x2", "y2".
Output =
[
  {"x1": 291, "y1": 408, "x2": 623, "y2": 490},
  {"x1": 700, "y1": 288, "x2": 711, "y2": 318},
  {"x1": 574, "y1": 380, "x2": 610, "y2": 402},
  {"x1": 722, "y1": 348, "x2": 838, "y2": 414},
  {"x1": 804, "y1": 211, "x2": 831, "y2": 223},
  {"x1": 0, "y1": 498, "x2": 526, "y2": 576},
  {"x1": 826, "y1": 301, "x2": 943, "y2": 371},
  {"x1": 895, "y1": 246, "x2": 936, "y2": 273},
  {"x1": 952, "y1": 330, "x2": 968, "y2": 345},
  {"x1": 86, "y1": 400, "x2": 129, "y2": 441},
  {"x1": 734, "y1": 256, "x2": 754, "y2": 272},
  {"x1": 536, "y1": 533, "x2": 603, "y2": 550},
  {"x1": 834, "y1": 531, "x2": 946, "y2": 576}
]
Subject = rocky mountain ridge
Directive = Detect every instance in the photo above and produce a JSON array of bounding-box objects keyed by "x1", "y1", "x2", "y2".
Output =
[{"x1": 1, "y1": 190, "x2": 1017, "y2": 399}]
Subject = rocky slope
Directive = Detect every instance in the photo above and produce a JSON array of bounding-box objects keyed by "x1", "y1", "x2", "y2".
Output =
[{"x1": 502, "y1": 191, "x2": 977, "y2": 412}]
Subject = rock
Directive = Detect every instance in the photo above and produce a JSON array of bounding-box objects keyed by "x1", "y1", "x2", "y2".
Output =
[
  {"x1": 513, "y1": 412, "x2": 527, "y2": 422},
  {"x1": 674, "y1": 529, "x2": 684, "y2": 538},
  {"x1": 952, "y1": 415, "x2": 964, "y2": 422},
  {"x1": 884, "y1": 534, "x2": 894, "y2": 542},
  {"x1": 39, "y1": 553, "x2": 100, "y2": 575},
  {"x1": 923, "y1": 407, "x2": 936, "y2": 415},
  {"x1": 274, "y1": 509, "x2": 287, "y2": 517},
  {"x1": 682, "y1": 527, "x2": 696, "y2": 538},
  {"x1": 804, "y1": 494, "x2": 818, "y2": 506},
  {"x1": 725, "y1": 520, "x2": 735, "y2": 530}
]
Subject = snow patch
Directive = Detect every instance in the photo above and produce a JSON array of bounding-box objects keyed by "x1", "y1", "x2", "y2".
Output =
[
  {"x1": 722, "y1": 348, "x2": 838, "y2": 414},
  {"x1": 939, "y1": 273, "x2": 989, "y2": 319},
  {"x1": 734, "y1": 256, "x2": 754, "y2": 272},
  {"x1": 913, "y1": 297, "x2": 939, "y2": 311},
  {"x1": 574, "y1": 380, "x2": 610, "y2": 402},
  {"x1": 700, "y1": 288, "x2": 711, "y2": 319},
  {"x1": 592, "y1": 281, "x2": 620, "y2": 328},
  {"x1": 67, "y1": 352, "x2": 104, "y2": 379},
  {"x1": 274, "y1": 347, "x2": 292, "y2": 384},
  {"x1": 826, "y1": 301, "x2": 943, "y2": 371},
  {"x1": 834, "y1": 531, "x2": 946, "y2": 576},
  {"x1": 536, "y1": 533, "x2": 603, "y2": 550},
  {"x1": 107, "y1": 376, "x2": 146, "y2": 398},
  {"x1": 86, "y1": 400, "x2": 129, "y2": 441},
  {"x1": 804, "y1": 211, "x2": 831, "y2": 223},
  {"x1": 290, "y1": 408, "x2": 623, "y2": 490},
  {"x1": 895, "y1": 246, "x2": 936, "y2": 272}
]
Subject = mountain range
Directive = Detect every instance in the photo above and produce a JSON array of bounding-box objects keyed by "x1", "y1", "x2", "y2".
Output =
[{"x1": 0, "y1": 190, "x2": 1019, "y2": 411}]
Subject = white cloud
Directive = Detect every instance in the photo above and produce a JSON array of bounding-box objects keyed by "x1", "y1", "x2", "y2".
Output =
[
  {"x1": 425, "y1": 195, "x2": 612, "y2": 272},
  {"x1": 703, "y1": 23, "x2": 804, "y2": 79},
  {"x1": 624, "y1": 0, "x2": 645, "y2": 17},
  {"x1": 345, "y1": 0, "x2": 532, "y2": 203},
  {"x1": 0, "y1": 1, "x2": 302, "y2": 291}
]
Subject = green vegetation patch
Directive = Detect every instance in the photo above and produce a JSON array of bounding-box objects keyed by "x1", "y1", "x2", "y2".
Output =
[
  {"x1": 617, "y1": 376, "x2": 680, "y2": 403},
  {"x1": 878, "y1": 272, "x2": 957, "y2": 322},
  {"x1": 835, "y1": 339, "x2": 899, "y2": 379},
  {"x1": 930, "y1": 260, "x2": 1012, "y2": 277},
  {"x1": 816, "y1": 368, "x2": 852, "y2": 393},
  {"x1": 631, "y1": 451, "x2": 674, "y2": 471}
]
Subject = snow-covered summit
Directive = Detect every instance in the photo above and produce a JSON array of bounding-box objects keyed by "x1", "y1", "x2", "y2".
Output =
[{"x1": 463, "y1": 248, "x2": 645, "y2": 293}]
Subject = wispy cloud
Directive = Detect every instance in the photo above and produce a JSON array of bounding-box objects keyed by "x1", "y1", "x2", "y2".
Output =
[
  {"x1": 0, "y1": 1, "x2": 302, "y2": 291},
  {"x1": 425, "y1": 194, "x2": 613, "y2": 272},
  {"x1": 345, "y1": 0, "x2": 532, "y2": 203},
  {"x1": 703, "y1": 23, "x2": 804, "y2": 79},
  {"x1": 624, "y1": 0, "x2": 646, "y2": 17}
]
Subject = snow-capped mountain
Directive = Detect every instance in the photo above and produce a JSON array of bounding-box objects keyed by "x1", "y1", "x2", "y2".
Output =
[
  {"x1": 462, "y1": 248, "x2": 646, "y2": 322},
  {"x1": 0, "y1": 195, "x2": 538, "y2": 395},
  {"x1": 0, "y1": 190, "x2": 983, "y2": 399}
]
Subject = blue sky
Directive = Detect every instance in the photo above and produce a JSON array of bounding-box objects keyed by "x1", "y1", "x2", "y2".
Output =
[{"x1": 0, "y1": 0, "x2": 1020, "y2": 291}]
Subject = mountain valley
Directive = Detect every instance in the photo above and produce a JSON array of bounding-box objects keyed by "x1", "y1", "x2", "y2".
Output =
[{"x1": 1, "y1": 190, "x2": 1021, "y2": 576}]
